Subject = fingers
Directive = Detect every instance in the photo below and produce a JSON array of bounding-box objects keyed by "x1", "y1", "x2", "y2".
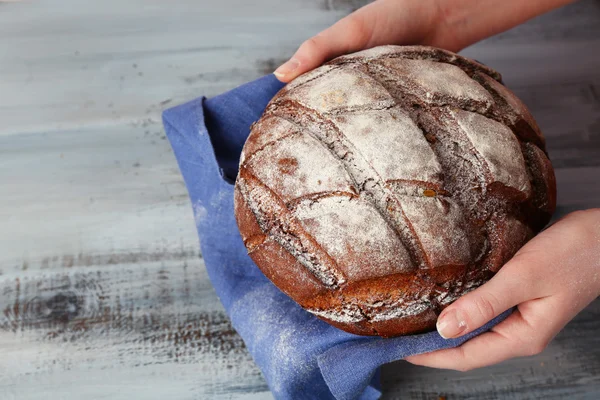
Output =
[
  {"x1": 434, "y1": 208, "x2": 600, "y2": 339},
  {"x1": 406, "y1": 304, "x2": 556, "y2": 371},
  {"x1": 436, "y1": 261, "x2": 536, "y2": 339},
  {"x1": 274, "y1": 12, "x2": 374, "y2": 82},
  {"x1": 406, "y1": 210, "x2": 600, "y2": 371}
]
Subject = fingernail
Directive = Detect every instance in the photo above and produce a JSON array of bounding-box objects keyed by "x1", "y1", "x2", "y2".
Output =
[
  {"x1": 274, "y1": 58, "x2": 300, "y2": 78},
  {"x1": 437, "y1": 309, "x2": 467, "y2": 339}
]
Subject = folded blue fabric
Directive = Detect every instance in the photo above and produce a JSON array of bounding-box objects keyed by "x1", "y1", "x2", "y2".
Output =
[{"x1": 162, "y1": 74, "x2": 512, "y2": 400}]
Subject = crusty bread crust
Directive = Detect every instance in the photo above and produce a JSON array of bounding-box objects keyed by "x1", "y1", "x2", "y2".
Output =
[{"x1": 234, "y1": 45, "x2": 556, "y2": 337}]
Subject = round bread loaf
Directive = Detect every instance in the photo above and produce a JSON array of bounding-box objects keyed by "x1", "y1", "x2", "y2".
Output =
[{"x1": 234, "y1": 45, "x2": 556, "y2": 337}]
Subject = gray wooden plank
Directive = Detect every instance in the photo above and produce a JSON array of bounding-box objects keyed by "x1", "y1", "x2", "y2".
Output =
[
  {"x1": 0, "y1": 256, "x2": 271, "y2": 400},
  {"x1": 0, "y1": 122, "x2": 196, "y2": 270},
  {"x1": 483, "y1": 0, "x2": 600, "y2": 44},
  {"x1": 0, "y1": 0, "x2": 347, "y2": 136},
  {"x1": 512, "y1": 80, "x2": 600, "y2": 168},
  {"x1": 554, "y1": 167, "x2": 600, "y2": 216},
  {"x1": 1, "y1": 0, "x2": 599, "y2": 398}
]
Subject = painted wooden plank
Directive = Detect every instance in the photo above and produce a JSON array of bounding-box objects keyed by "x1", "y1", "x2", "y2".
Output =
[
  {"x1": 511, "y1": 80, "x2": 600, "y2": 168},
  {"x1": 482, "y1": 0, "x2": 600, "y2": 44},
  {"x1": 2, "y1": 0, "x2": 599, "y2": 136},
  {"x1": 0, "y1": 123, "x2": 197, "y2": 270},
  {"x1": 0, "y1": 257, "x2": 271, "y2": 400},
  {"x1": 1, "y1": 0, "x2": 599, "y2": 398},
  {"x1": 0, "y1": 0, "x2": 349, "y2": 136}
]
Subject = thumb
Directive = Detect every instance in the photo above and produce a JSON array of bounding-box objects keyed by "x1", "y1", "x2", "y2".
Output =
[
  {"x1": 274, "y1": 12, "x2": 374, "y2": 82},
  {"x1": 436, "y1": 263, "x2": 531, "y2": 339},
  {"x1": 274, "y1": 0, "x2": 441, "y2": 82}
]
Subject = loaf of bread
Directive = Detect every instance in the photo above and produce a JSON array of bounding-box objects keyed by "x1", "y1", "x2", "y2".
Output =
[{"x1": 234, "y1": 45, "x2": 556, "y2": 337}]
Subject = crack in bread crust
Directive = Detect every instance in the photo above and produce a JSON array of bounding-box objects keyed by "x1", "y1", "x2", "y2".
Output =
[
  {"x1": 326, "y1": 45, "x2": 503, "y2": 82},
  {"x1": 237, "y1": 168, "x2": 347, "y2": 287},
  {"x1": 267, "y1": 101, "x2": 432, "y2": 271}
]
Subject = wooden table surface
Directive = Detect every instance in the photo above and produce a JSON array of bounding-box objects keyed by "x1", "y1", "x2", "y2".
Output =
[{"x1": 1, "y1": 0, "x2": 599, "y2": 399}]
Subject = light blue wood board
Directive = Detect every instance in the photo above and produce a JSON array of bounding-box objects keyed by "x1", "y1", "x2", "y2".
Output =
[{"x1": 1, "y1": 0, "x2": 599, "y2": 399}]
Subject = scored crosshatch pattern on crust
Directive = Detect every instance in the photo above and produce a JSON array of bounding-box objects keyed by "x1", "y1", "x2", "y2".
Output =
[
  {"x1": 234, "y1": 46, "x2": 555, "y2": 337},
  {"x1": 326, "y1": 45, "x2": 504, "y2": 82}
]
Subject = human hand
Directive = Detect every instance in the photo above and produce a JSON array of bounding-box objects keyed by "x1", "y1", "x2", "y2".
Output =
[
  {"x1": 274, "y1": 0, "x2": 576, "y2": 82},
  {"x1": 405, "y1": 209, "x2": 600, "y2": 371}
]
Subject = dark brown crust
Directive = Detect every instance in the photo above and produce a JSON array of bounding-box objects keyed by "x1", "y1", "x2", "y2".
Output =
[
  {"x1": 237, "y1": 165, "x2": 347, "y2": 288},
  {"x1": 523, "y1": 143, "x2": 558, "y2": 215},
  {"x1": 318, "y1": 308, "x2": 438, "y2": 338},
  {"x1": 482, "y1": 214, "x2": 535, "y2": 273},
  {"x1": 248, "y1": 238, "x2": 327, "y2": 304},
  {"x1": 234, "y1": 184, "x2": 265, "y2": 249},
  {"x1": 234, "y1": 45, "x2": 555, "y2": 337},
  {"x1": 369, "y1": 309, "x2": 439, "y2": 337}
]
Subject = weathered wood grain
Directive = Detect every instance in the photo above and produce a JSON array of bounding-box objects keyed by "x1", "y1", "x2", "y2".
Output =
[
  {"x1": 0, "y1": 122, "x2": 196, "y2": 270},
  {"x1": 1, "y1": 0, "x2": 599, "y2": 398},
  {"x1": 484, "y1": 0, "x2": 600, "y2": 44},
  {"x1": 0, "y1": 255, "x2": 270, "y2": 400},
  {"x1": 0, "y1": 0, "x2": 349, "y2": 136}
]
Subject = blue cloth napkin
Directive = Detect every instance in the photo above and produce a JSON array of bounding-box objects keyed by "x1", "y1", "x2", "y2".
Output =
[{"x1": 162, "y1": 74, "x2": 512, "y2": 400}]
